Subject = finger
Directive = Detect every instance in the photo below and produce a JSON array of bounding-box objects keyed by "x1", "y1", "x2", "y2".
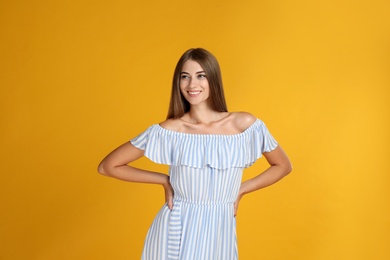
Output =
[
  {"x1": 168, "y1": 197, "x2": 174, "y2": 210},
  {"x1": 234, "y1": 202, "x2": 238, "y2": 217}
]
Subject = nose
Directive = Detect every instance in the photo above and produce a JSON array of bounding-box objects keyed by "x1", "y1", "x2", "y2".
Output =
[{"x1": 189, "y1": 77, "x2": 199, "y2": 88}]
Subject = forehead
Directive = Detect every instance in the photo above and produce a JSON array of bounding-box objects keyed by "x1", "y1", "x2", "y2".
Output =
[{"x1": 181, "y1": 59, "x2": 204, "y2": 73}]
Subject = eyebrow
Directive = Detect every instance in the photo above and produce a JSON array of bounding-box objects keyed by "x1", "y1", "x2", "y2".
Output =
[{"x1": 180, "y1": 71, "x2": 206, "y2": 74}]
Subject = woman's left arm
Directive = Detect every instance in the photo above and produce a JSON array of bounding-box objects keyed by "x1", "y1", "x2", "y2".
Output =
[{"x1": 234, "y1": 146, "x2": 292, "y2": 216}]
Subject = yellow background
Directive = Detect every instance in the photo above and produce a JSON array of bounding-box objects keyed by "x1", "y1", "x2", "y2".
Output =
[{"x1": 1, "y1": 0, "x2": 389, "y2": 259}]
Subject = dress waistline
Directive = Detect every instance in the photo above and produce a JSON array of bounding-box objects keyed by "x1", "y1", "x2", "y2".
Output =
[{"x1": 174, "y1": 196, "x2": 234, "y2": 206}]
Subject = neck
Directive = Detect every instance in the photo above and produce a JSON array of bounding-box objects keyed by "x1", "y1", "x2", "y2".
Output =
[{"x1": 184, "y1": 104, "x2": 226, "y2": 124}]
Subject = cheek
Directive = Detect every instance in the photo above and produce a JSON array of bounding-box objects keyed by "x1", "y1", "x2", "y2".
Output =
[
  {"x1": 179, "y1": 79, "x2": 188, "y2": 88},
  {"x1": 179, "y1": 85, "x2": 187, "y2": 96},
  {"x1": 204, "y1": 83, "x2": 210, "y2": 93}
]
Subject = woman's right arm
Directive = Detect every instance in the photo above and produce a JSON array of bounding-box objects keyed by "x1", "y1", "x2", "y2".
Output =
[{"x1": 98, "y1": 142, "x2": 173, "y2": 208}]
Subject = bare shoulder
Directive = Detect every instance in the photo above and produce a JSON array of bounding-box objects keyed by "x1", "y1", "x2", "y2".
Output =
[
  {"x1": 229, "y1": 112, "x2": 257, "y2": 131},
  {"x1": 159, "y1": 118, "x2": 182, "y2": 131}
]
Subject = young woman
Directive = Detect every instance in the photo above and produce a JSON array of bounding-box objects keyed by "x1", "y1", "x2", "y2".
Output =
[{"x1": 98, "y1": 48, "x2": 292, "y2": 260}]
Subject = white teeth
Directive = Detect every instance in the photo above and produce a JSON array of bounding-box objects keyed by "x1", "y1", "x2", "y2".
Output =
[{"x1": 189, "y1": 91, "x2": 201, "y2": 94}]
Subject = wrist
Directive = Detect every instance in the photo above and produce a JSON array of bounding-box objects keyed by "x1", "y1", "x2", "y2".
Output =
[
  {"x1": 239, "y1": 181, "x2": 250, "y2": 197},
  {"x1": 161, "y1": 175, "x2": 171, "y2": 188}
]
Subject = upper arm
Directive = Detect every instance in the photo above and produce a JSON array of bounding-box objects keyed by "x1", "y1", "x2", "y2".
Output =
[
  {"x1": 263, "y1": 146, "x2": 292, "y2": 172},
  {"x1": 98, "y1": 142, "x2": 144, "y2": 174}
]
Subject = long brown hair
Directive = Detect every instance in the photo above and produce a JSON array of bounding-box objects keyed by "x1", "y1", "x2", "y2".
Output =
[{"x1": 167, "y1": 48, "x2": 228, "y2": 119}]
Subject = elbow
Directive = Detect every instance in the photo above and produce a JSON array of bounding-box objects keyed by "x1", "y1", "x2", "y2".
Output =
[
  {"x1": 271, "y1": 162, "x2": 292, "y2": 178},
  {"x1": 284, "y1": 162, "x2": 293, "y2": 176},
  {"x1": 97, "y1": 161, "x2": 112, "y2": 177},
  {"x1": 276, "y1": 160, "x2": 292, "y2": 177}
]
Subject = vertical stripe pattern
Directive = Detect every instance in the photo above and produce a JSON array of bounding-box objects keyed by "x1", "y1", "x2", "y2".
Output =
[{"x1": 131, "y1": 119, "x2": 278, "y2": 260}]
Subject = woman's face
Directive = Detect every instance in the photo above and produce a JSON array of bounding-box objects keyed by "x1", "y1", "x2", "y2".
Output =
[{"x1": 179, "y1": 60, "x2": 210, "y2": 107}]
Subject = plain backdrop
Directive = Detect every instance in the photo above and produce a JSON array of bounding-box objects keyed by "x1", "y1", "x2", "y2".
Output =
[{"x1": 1, "y1": 0, "x2": 389, "y2": 259}]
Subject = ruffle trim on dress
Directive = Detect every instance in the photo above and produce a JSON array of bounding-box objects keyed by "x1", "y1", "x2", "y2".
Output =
[{"x1": 130, "y1": 119, "x2": 278, "y2": 169}]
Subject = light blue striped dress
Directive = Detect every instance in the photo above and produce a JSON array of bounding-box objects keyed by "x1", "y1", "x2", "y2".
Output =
[{"x1": 130, "y1": 119, "x2": 278, "y2": 260}]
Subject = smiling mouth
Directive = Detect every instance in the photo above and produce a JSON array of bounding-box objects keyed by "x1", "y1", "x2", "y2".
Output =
[{"x1": 188, "y1": 91, "x2": 201, "y2": 95}]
